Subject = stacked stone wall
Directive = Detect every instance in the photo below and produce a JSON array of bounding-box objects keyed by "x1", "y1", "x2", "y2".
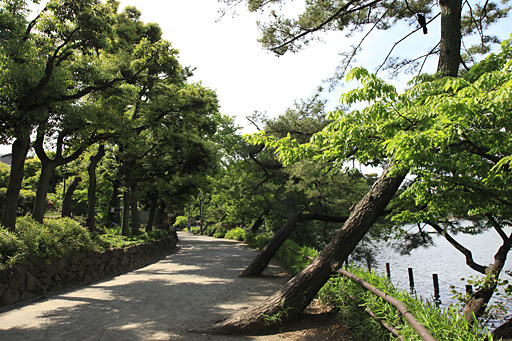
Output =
[{"x1": 0, "y1": 236, "x2": 177, "y2": 307}]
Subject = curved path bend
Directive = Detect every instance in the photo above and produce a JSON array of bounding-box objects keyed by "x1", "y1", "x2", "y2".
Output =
[{"x1": 0, "y1": 232, "x2": 340, "y2": 340}]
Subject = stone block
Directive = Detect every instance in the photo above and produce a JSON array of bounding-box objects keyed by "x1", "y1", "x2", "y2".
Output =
[{"x1": 1, "y1": 288, "x2": 19, "y2": 306}]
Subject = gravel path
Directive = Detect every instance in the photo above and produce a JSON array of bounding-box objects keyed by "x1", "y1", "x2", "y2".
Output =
[{"x1": 0, "y1": 232, "x2": 346, "y2": 340}]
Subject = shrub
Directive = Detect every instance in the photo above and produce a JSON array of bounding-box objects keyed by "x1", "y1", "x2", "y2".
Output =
[
  {"x1": 275, "y1": 240, "x2": 318, "y2": 276},
  {"x1": 93, "y1": 227, "x2": 169, "y2": 249},
  {"x1": 224, "y1": 227, "x2": 247, "y2": 241},
  {"x1": 18, "y1": 189, "x2": 36, "y2": 215},
  {"x1": 0, "y1": 227, "x2": 25, "y2": 267},
  {"x1": 213, "y1": 227, "x2": 227, "y2": 238},
  {"x1": 174, "y1": 215, "x2": 188, "y2": 229},
  {"x1": 245, "y1": 232, "x2": 272, "y2": 251},
  {"x1": 16, "y1": 216, "x2": 96, "y2": 262},
  {"x1": 0, "y1": 188, "x2": 35, "y2": 217},
  {"x1": 43, "y1": 217, "x2": 96, "y2": 256}
]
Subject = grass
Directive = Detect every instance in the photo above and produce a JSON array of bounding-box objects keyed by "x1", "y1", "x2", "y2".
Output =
[{"x1": 318, "y1": 266, "x2": 495, "y2": 340}]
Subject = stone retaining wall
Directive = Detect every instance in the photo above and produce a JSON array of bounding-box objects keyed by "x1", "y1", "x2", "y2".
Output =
[{"x1": 0, "y1": 236, "x2": 177, "y2": 308}]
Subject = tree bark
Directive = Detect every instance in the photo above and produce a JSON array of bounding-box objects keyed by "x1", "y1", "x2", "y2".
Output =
[
  {"x1": 2, "y1": 134, "x2": 31, "y2": 231},
  {"x1": 205, "y1": 162, "x2": 406, "y2": 334},
  {"x1": 86, "y1": 145, "x2": 105, "y2": 232},
  {"x1": 121, "y1": 190, "x2": 130, "y2": 236},
  {"x1": 146, "y1": 191, "x2": 158, "y2": 232},
  {"x1": 250, "y1": 210, "x2": 267, "y2": 234},
  {"x1": 437, "y1": 0, "x2": 462, "y2": 77},
  {"x1": 130, "y1": 183, "x2": 140, "y2": 235},
  {"x1": 463, "y1": 232, "x2": 512, "y2": 323},
  {"x1": 239, "y1": 194, "x2": 298, "y2": 277},
  {"x1": 108, "y1": 179, "x2": 121, "y2": 224},
  {"x1": 32, "y1": 129, "x2": 87, "y2": 222},
  {"x1": 32, "y1": 161, "x2": 55, "y2": 222},
  {"x1": 62, "y1": 176, "x2": 81, "y2": 217}
]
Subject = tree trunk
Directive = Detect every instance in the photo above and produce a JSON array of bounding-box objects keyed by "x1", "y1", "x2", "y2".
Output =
[
  {"x1": 86, "y1": 145, "x2": 105, "y2": 232},
  {"x1": 250, "y1": 211, "x2": 267, "y2": 234},
  {"x1": 32, "y1": 161, "x2": 56, "y2": 222},
  {"x1": 155, "y1": 203, "x2": 168, "y2": 230},
  {"x1": 121, "y1": 190, "x2": 130, "y2": 236},
  {"x1": 187, "y1": 202, "x2": 192, "y2": 233},
  {"x1": 146, "y1": 191, "x2": 158, "y2": 232},
  {"x1": 205, "y1": 163, "x2": 406, "y2": 334},
  {"x1": 437, "y1": 0, "x2": 462, "y2": 77},
  {"x1": 239, "y1": 194, "x2": 297, "y2": 277},
  {"x1": 130, "y1": 183, "x2": 140, "y2": 235},
  {"x1": 108, "y1": 179, "x2": 121, "y2": 224},
  {"x1": 2, "y1": 134, "x2": 31, "y2": 231},
  {"x1": 62, "y1": 176, "x2": 81, "y2": 217},
  {"x1": 463, "y1": 234, "x2": 512, "y2": 323}
]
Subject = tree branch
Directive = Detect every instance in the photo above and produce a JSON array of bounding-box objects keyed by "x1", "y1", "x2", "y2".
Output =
[
  {"x1": 376, "y1": 13, "x2": 440, "y2": 74},
  {"x1": 428, "y1": 221, "x2": 486, "y2": 274},
  {"x1": 271, "y1": 0, "x2": 383, "y2": 53},
  {"x1": 485, "y1": 214, "x2": 508, "y2": 242}
]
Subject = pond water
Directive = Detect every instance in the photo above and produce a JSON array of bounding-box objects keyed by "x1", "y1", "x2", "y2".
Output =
[{"x1": 368, "y1": 222, "x2": 512, "y2": 329}]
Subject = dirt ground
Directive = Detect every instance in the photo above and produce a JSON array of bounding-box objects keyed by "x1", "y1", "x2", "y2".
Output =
[{"x1": 0, "y1": 232, "x2": 355, "y2": 340}]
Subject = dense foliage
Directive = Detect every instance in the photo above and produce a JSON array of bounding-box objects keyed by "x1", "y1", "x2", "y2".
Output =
[{"x1": 0, "y1": 216, "x2": 171, "y2": 270}]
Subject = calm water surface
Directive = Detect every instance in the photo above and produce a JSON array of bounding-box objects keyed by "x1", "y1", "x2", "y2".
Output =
[{"x1": 370, "y1": 223, "x2": 512, "y2": 328}]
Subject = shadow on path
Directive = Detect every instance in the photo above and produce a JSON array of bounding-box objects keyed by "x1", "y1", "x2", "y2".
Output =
[{"x1": 0, "y1": 233, "x2": 297, "y2": 340}]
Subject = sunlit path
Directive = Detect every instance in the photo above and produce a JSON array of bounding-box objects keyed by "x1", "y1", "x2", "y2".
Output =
[{"x1": 0, "y1": 233, "x2": 293, "y2": 341}]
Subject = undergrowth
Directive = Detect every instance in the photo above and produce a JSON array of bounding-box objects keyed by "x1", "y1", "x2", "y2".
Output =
[
  {"x1": 237, "y1": 232, "x2": 495, "y2": 340},
  {"x1": 318, "y1": 266, "x2": 495, "y2": 340},
  {"x1": 0, "y1": 216, "x2": 171, "y2": 269}
]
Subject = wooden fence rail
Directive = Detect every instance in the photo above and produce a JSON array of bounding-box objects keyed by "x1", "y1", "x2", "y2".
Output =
[{"x1": 283, "y1": 244, "x2": 436, "y2": 341}]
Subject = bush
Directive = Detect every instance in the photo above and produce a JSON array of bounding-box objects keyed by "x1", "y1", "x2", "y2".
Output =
[
  {"x1": 0, "y1": 227, "x2": 25, "y2": 266},
  {"x1": 174, "y1": 215, "x2": 188, "y2": 229},
  {"x1": 190, "y1": 227, "x2": 201, "y2": 234},
  {"x1": 0, "y1": 216, "x2": 96, "y2": 268},
  {"x1": 0, "y1": 216, "x2": 173, "y2": 269},
  {"x1": 245, "y1": 232, "x2": 272, "y2": 251},
  {"x1": 94, "y1": 227, "x2": 170, "y2": 250},
  {"x1": 213, "y1": 227, "x2": 227, "y2": 238},
  {"x1": 275, "y1": 240, "x2": 318, "y2": 276},
  {"x1": 16, "y1": 216, "x2": 96, "y2": 262},
  {"x1": 0, "y1": 188, "x2": 36, "y2": 217},
  {"x1": 224, "y1": 227, "x2": 247, "y2": 241}
]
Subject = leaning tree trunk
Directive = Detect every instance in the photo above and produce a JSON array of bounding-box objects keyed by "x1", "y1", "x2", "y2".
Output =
[
  {"x1": 2, "y1": 134, "x2": 31, "y2": 231},
  {"x1": 463, "y1": 235, "x2": 512, "y2": 323},
  {"x1": 239, "y1": 194, "x2": 297, "y2": 277},
  {"x1": 62, "y1": 176, "x2": 81, "y2": 217},
  {"x1": 250, "y1": 210, "x2": 268, "y2": 234},
  {"x1": 205, "y1": 162, "x2": 406, "y2": 334},
  {"x1": 86, "y1": 145, "x2": 105, "y2": 232}
]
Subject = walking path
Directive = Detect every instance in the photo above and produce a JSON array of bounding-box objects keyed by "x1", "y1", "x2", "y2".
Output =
[{"x1": 0, "y1": 233, "x2": 344, "y2": 340}]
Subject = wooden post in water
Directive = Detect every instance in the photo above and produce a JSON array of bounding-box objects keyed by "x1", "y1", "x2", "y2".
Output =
[
  {"x1": 433, "y1": 274, "x2": 440, "y2": 305},
  {"x1": 408, "y1": 268, "x2": 415, "y2": 292},
  {"x1": 386, "y1": 263, "x2": 391, "y2": 279},
  {"x1": 366, "y1": 254, "x2": 371, "y2": 271}
]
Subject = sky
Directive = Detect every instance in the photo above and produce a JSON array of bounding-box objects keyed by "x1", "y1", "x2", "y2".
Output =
[
  {"x1": 116, "y1": 0, "x2": 348, "y2": 132},
  {"x1": 0, "y1": 1, "x2": 509, "y2": 155}
]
